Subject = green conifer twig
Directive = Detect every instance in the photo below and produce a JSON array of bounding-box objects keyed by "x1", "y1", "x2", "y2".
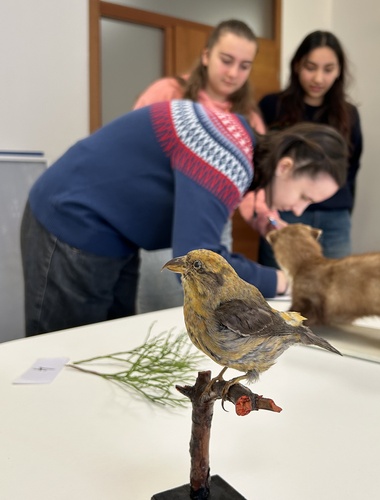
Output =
[{"x1": 67, "y1": 325, "x2": 203, "y2": 407}]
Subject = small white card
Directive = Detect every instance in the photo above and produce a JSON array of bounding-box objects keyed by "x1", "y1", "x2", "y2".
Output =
[{"x1": 13, "y1": 357, "x2": 70, "y2": 384}]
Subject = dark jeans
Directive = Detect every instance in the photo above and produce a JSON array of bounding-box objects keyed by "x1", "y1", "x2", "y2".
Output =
[
  {"x1": 259, "y1": 209, "x2": 352, "y2": 268},
  {"x1": 21, "y1": 203, "x2": 139, "y2": 336}
]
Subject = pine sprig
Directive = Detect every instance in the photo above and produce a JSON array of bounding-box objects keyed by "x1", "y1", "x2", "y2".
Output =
[{"x1": 67, "y1": 325, "x2": 203, "y2": 407}]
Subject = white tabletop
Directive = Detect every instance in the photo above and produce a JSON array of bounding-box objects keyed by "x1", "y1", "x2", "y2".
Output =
[
  {"x1": 1, "y1": 306, "x2": 380, "y2": 500},
  {"x1": 270, "y1": 297, "x2": 380, "y2": 363}
]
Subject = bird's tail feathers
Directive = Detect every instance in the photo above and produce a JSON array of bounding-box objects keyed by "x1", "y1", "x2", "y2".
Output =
[{"x1": 300, "y1": 326, "x2": 342, "y2": 356}]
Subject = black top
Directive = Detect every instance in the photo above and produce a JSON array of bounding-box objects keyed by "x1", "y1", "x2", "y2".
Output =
[{"x1": 259, "y1": 93, "x2": 363, "y2": 211}]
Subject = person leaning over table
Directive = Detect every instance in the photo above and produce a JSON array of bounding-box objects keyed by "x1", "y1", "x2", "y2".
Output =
[
  {"x1": 21, "y1": 99, "x2": 348, "y2": 336},
  {"x1": 133, "y1": 19, "x2": 270, "y2": 313}
]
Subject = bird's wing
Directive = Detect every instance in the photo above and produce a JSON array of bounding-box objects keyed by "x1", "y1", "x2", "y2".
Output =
[{"x1": 215, "y1": 299, "x2": 280, "y2": 338}]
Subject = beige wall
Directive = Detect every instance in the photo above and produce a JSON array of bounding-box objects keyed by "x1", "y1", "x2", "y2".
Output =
[
  {"x1": 331, "y1": 0, "x2": 380, "y2": 253},
  {"x1": 0, "y1": 0, "x2": 89, "y2": 166},
  {"x1": 0, "y1": 0, "x2": 379, "y2": 252}
]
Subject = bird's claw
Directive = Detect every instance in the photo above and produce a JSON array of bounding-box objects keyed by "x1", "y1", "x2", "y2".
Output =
[
  {"x1": 200, "y1": 369, "x2": 248, "y2": 410},
  {"x1": 220, "y1": 380, "x2": 234, "y2": 411},
  {"x1": 200, "y1": 367, "x2": 228, "y2": 401},
  {"x1": 220, "y1": 374, "x2": 248, "y2": 410}
]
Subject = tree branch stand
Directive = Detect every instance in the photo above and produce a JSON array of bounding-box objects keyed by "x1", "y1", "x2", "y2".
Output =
[{"x1": 152, "y1": 370, "x2": 281, "y2": 499}]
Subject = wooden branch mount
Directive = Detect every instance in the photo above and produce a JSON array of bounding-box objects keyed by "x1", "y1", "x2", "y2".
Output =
[{"x1": 171, "y1": 370, "x2": 282, "y2": 499}]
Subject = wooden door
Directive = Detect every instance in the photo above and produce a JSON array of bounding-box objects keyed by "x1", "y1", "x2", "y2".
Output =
[{"x1": 172, "y1": 25, "x2": 212, "y2": 74}]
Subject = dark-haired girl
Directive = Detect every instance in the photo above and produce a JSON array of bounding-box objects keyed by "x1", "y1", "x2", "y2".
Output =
[{"x1": 258, "y1": 30, "x2": 362, "y2": 266}]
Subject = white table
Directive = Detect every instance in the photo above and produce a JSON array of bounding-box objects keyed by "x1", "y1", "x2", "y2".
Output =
[
  {"x1": 271, "y1": 297, "x2": 380, "y2": 363},
  {"x1": 1, "y1": 306, "x2": 380, "y2": 500}
]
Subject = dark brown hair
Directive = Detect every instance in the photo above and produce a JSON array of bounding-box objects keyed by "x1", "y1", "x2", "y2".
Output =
[
  {"x1": 275, "y1": 31, "x2": 353, "y2": 143},
  {"x1": 253, "y1": 122, "x2": 348, "y2": 190}
]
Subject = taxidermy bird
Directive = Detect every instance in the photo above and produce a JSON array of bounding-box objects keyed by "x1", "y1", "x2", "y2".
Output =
[{"x1": 163, "y1": 249, "x2": 341, "y2": 388}]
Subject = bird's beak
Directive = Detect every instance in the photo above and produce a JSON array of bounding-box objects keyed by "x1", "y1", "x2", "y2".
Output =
[{"x1": 162, "y1": 256, "x2": 186, "y2": 273}]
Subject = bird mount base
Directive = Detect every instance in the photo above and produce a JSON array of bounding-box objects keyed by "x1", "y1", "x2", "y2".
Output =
[
  {"x1": 152, "y1": 371, "x2": 281, "y2": 499},
  {"x1": 151, "y1": 474, "x2": 247, "y2": 499}
]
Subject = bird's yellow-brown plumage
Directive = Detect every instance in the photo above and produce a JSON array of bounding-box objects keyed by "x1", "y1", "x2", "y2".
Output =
[{"x1": 163, "y1": 249, "x2": 341, "y2": 385}]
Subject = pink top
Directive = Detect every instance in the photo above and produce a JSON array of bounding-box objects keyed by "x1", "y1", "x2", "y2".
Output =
[
  {"x1": 133, "y1": 78, "x2": 184, "y2": 109},
  {"x1": 133, "y1": 77, "x2": 266, "y2": 133},
  {"x1": 133, "y1": 77, "x2": 281, "y2": 236}
]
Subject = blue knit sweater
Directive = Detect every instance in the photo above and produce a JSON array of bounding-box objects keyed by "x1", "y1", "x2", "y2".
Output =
[{"x1": 29, "y1": 100, "x2": 277, "y2": 297}]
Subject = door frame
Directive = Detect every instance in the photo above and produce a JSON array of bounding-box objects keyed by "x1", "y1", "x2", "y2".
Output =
[{"x1": 88, "y1": 0, "x2": 281, "y2": 132}]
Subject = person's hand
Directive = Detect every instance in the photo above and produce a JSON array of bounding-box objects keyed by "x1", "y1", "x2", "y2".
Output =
[
  {"x1": 254, "y1": 212, "x2": 288, "y2": 236},
  {"x1": 238, "y1": 190, "x2": 287, "y2": 237},
  {"x1": 276, "y1": 269, "x2": 289, "y2": 296},
  {"x1": 238, "y1": 191, "x2": 256, "y2": 222}
]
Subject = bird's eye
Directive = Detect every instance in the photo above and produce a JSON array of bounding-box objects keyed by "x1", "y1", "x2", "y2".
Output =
[{"x1": 193, "y1": 260, "x2": 203, "y2": 271}]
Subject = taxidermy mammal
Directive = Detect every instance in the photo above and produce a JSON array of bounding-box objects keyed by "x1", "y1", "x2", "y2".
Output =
[{"x1": 267, "y1": 224, "x2": 380, "y2": 325}]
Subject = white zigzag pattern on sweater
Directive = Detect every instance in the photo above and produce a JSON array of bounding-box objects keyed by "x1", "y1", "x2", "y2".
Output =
[{"x1": 170, "y1": 101, "x2": 253, "y2": 196}]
